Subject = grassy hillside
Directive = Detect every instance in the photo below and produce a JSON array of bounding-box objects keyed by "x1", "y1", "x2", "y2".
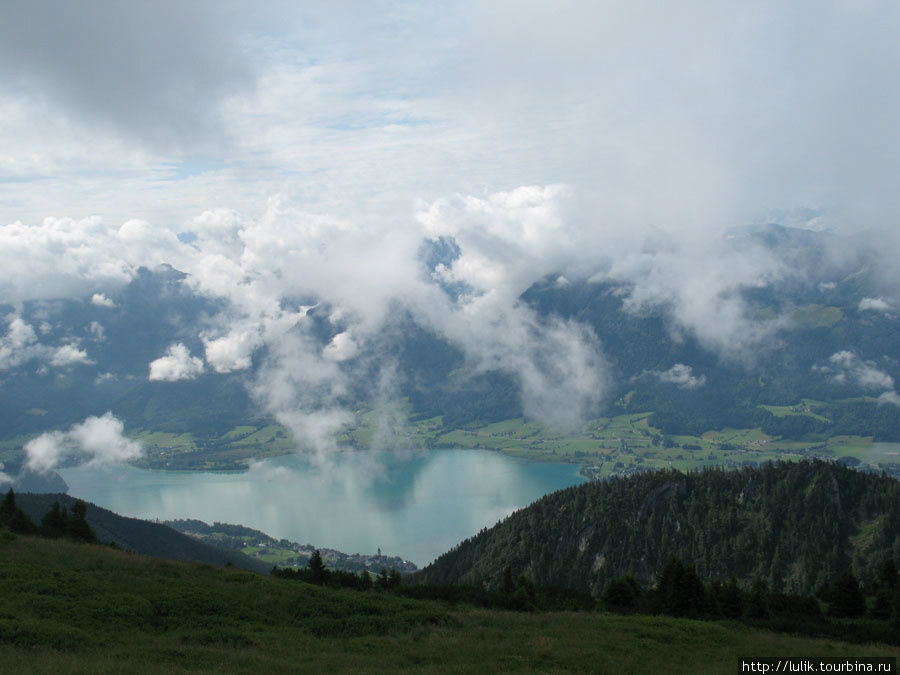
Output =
[
  {"x1": 414, "y1": 460, "x2": 900, "y2": 597},
  {"x1": 1, "y1": 533, "x2": 897, "y2": 674}
]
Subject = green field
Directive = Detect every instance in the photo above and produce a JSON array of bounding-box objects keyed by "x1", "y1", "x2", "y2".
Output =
[
  {"x1": 1, "y1": 533, "x2": 896, "y2": 674},
  {"x1": 2, "y1": 397, "x2": 894, "y2": 478},
  {"x1": 117, "y1": 397, "x2": 900, "y2": 478}
]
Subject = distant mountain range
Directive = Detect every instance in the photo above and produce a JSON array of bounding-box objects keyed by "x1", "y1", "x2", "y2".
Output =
[{"x1": 0, "y1": 224, "x2": 897, "y2": 474}]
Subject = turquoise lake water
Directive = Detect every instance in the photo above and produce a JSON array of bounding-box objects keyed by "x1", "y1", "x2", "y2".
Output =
[{"x1": 59, "y1": 449, "x2": 585, "y2": 566}]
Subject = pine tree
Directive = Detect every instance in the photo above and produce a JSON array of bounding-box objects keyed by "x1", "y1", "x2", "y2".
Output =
[
  {"x1": 0, "y1": 488, "x2": 15, "y2": 522},
  {"x1": 41, "y1": 501, "x2": 68, "y2": 538},
  {"x1": 1, "y1": 489, "x2": 35, "y2": 534},
  {"x1": 66, "y1": 500, "x2": 97, "y2": 543},
  {"x1": 307, "y1": 550, "x2": 327, "y2": 585},
  {"x1": 500, "y1": 566, "x2": 515, "y2": 595},
  {"x1": 828, "y1": 572, "x2": 866, "y2": 618}
]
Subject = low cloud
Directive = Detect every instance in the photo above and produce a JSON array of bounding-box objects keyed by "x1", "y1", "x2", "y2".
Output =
[
  {"x1": 648, "y1": 363, "x2": 707, "y2": 390},
  {"x1": 204, "y1": 329, "x2": 258, "y2": 373},
  {"x1": 817, "y1": 350, "x2": 895, "y2": 393},
  {"x1": 877, "y1": 391, "x2": 900, "y2": 407},
  {"x1": 0, "y1": 216, "x2": 188, "y2": 304},
  {"x1": 148, "y1": 343, "x2": 204, "y2": 382},
  {"x1": 50, "y1": 343, "x2": 93, "y2": 367},
  {"x1": 0, "y1": 314, "x2": 92, "y2": 370},
  {"x1": 23, "y1": 430, "x2": 68, "y2": 473},
  {"x1": 91, "y1": 293, "x2": 115, "y2": 308},
  {"x1": 24, "y1": 412, "x2": 142, "y2": 473},
  {"x1": 0, "y1": 315, "x2": 42, "y2": 370},
  {"x1": 322, "y1": 331, "x2": 358, "y2": 362},
  {"x1": 858, "y1": 297, "x2": 893, "y2": 313}
]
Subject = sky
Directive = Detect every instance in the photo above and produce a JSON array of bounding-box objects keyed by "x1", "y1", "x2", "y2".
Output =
[{"x1": 2, "y1": 1, "x2": 899, "y2": 459}]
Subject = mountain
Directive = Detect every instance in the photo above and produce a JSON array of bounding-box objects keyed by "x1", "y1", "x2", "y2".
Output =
[
  {"x1": 412, "y1": 460, "x2": 900, "y2": 597},
  {"x1": 13, "y1": 492, "x2": 270, "y2": 574},
  {"x1": 0, "y1": 225, "x2": 898, "y2": 472}
]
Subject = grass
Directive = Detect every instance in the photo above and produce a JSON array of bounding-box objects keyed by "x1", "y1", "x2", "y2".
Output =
[{"x1": 1, "y1": 533, "x2": 897, "y2": 674}]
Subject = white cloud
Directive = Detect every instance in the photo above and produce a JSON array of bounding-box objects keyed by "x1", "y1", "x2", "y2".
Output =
[
  {"x1": 148, "y1": 343, "x2": 204, "y2": 381},
  {"x1": 203, "y1": 326, "x2": 262, "y2": 373},
  {"x1": 49, "y1": 343, "x2": 93, "y2": 367},
  {"x1": 650, "y1": 364, "x2": 707, "y2": 390},
  {"x1": 0, "y1": 216, "x2": 188, "y2": 304},
  {"x1": 91, "y1": 292, "x2": 115, "y2": 307},
  {"x1": 858, "y1": 297, "x2": 893, "y2": 313},
  {"x1": 323, "y1": 331, "x2": 358, "y2": 362},
  {"x1": 23, "y1": 430, "x2": 67, "y2": 473},
  {"x1": 24, "y1": 412, "x2": 142, "y2": 472},
  {"x1": 1, "y1": 2, "x2": 900, "y2": 455},
  {"x1": 0, "y1": 315, "x2": 42, "y2": 369},
  {"x1": 819, "y1": 350, "x2": 895, "y2": 393},
  {"x1": 88, "y1": 321, "x2": 105, "y2": 342},
  {"x1": 68, "y1": 412, "x2": 143, "y2": 467},
  {"x1": 877, "y1": 391, "x2": 900, "y2": 407}
]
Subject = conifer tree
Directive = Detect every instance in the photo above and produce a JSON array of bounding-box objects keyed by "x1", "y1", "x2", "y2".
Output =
[
  {"x1": 307, "y1": 550, "x2": 327, "y2": 585},
  {"x1": 828, "y1": 572, "x2": 866, "y2": 618}
]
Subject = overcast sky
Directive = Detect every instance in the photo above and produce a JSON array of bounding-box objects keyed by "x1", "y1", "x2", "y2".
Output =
[
  {"x1": 3, "y1": 0, "x2": 898, "y2": 228},
  {"x1": 2, "y1": 1, "x2": 899, "y2": 449}
]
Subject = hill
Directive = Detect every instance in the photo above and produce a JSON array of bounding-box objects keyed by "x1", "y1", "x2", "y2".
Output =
[
  {"x1": 413, "y1": 461, "x2": 900, "y2": 597},
  {"x1": 164, "y1": 518, "x2": 417, "y2": 574},
  {"x1": 13, "y1": 493, "x2": 270, "y2": 575},
  {"x1": 0, "y1": 531, "x2": 896, "y2": 673}
]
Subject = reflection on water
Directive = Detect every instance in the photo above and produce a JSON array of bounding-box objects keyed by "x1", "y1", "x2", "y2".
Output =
[{"x1": 59, "y1": 449, "x2": 584, "y2": 565}]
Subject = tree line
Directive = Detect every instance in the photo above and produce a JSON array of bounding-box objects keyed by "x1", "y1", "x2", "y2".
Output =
[{"x1": 0, "y1": 488, "x2": 97, "y2": 543}]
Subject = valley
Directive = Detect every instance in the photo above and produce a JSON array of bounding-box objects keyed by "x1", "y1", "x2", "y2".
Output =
[{"x1": 114, "y1": 399, "x2": 897, "y2": 481}]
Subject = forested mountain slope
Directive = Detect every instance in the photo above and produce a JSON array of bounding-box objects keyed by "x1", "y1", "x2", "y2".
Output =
[
  {"x1": 413, "y1": 461, "x2": 900, "y2": 596},
  {"x1": 14, "y1": 493, "x2": 270, "y2": 574}
]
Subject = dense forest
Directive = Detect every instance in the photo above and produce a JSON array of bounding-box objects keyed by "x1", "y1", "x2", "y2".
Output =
[{"x1": 413, "y1": 461, "x2": 900, "y2": 597}]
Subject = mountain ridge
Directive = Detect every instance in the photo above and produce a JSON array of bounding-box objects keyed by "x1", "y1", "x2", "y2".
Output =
[{"x1": 412, "y1": 460, "x2": 900, "y2": 597}]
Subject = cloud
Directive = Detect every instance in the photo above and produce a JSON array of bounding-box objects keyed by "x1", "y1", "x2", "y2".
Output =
[
  {"x1": 0, "y1": 216, "x2": 187, "y2": 304},
  {"x1": 2, "y1": 2, "x2": 900, "y2": 456},
  {"x1": 89, "y1": 321, "x2": 105, "y2": 342},
  {"x1": 323, "y1": 331, "x2": 358, "y2": 362},
  {"x1": 148, "y1": 343, "x2": 204, "y2": 382},
  {"x1": 817, "y1": 350, "x2": 895, "y2": 392},
  {"x1": 22, "y1": 431, "x2": 68, "y2": 474},
  {"x1": 1, "y1": 314, "x2": 95, "y2": 370},
  {"x1": 858, "y1": 297, "x2": 893, "y2": 313},
  {"x1": 94, "y1": 372, "x2": 117, "y2": 385},
  {"x1": 249, "y1": 329, "x2": 352, "y2": 462},
  {"x1": 91, "y1": 293, "x2": 115, "y2": 308},
  {"x1": 67, "y1": 412, "x2": 143, "y2": 466},
  {"x1": 648, "y1": 364, "x2": 707, "y2": 390},
  {"x1": 877, "y1": 391, "x2": 900, "y2": 407},
  {"x1": 203, "y1": 329, "x2": 259, "y2": 373},
  {"x1": 24, "y1": 412, "x2": 142, "y2": 473},
  {"x1": 49, "y1": 344, "x2": 93, "y2": 368},
  {"x1": 0, "y1": 315, "x2": 42, "y2": 369},
  {"x1": 0, "y1": 0, "x2": 254, "y2": 152}
]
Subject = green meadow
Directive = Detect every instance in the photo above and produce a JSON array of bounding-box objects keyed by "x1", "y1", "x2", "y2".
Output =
[
  {"x1": 113, "y1": 397, "x2": 899, "y2": 479},
  {"x1": 1, "y1": 533, "x2": 897, "y2": 674}
]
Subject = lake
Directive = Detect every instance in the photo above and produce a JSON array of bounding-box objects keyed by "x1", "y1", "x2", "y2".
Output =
[{"x1": 59, "y1": 449, "x2": 585, "y2": 566}]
